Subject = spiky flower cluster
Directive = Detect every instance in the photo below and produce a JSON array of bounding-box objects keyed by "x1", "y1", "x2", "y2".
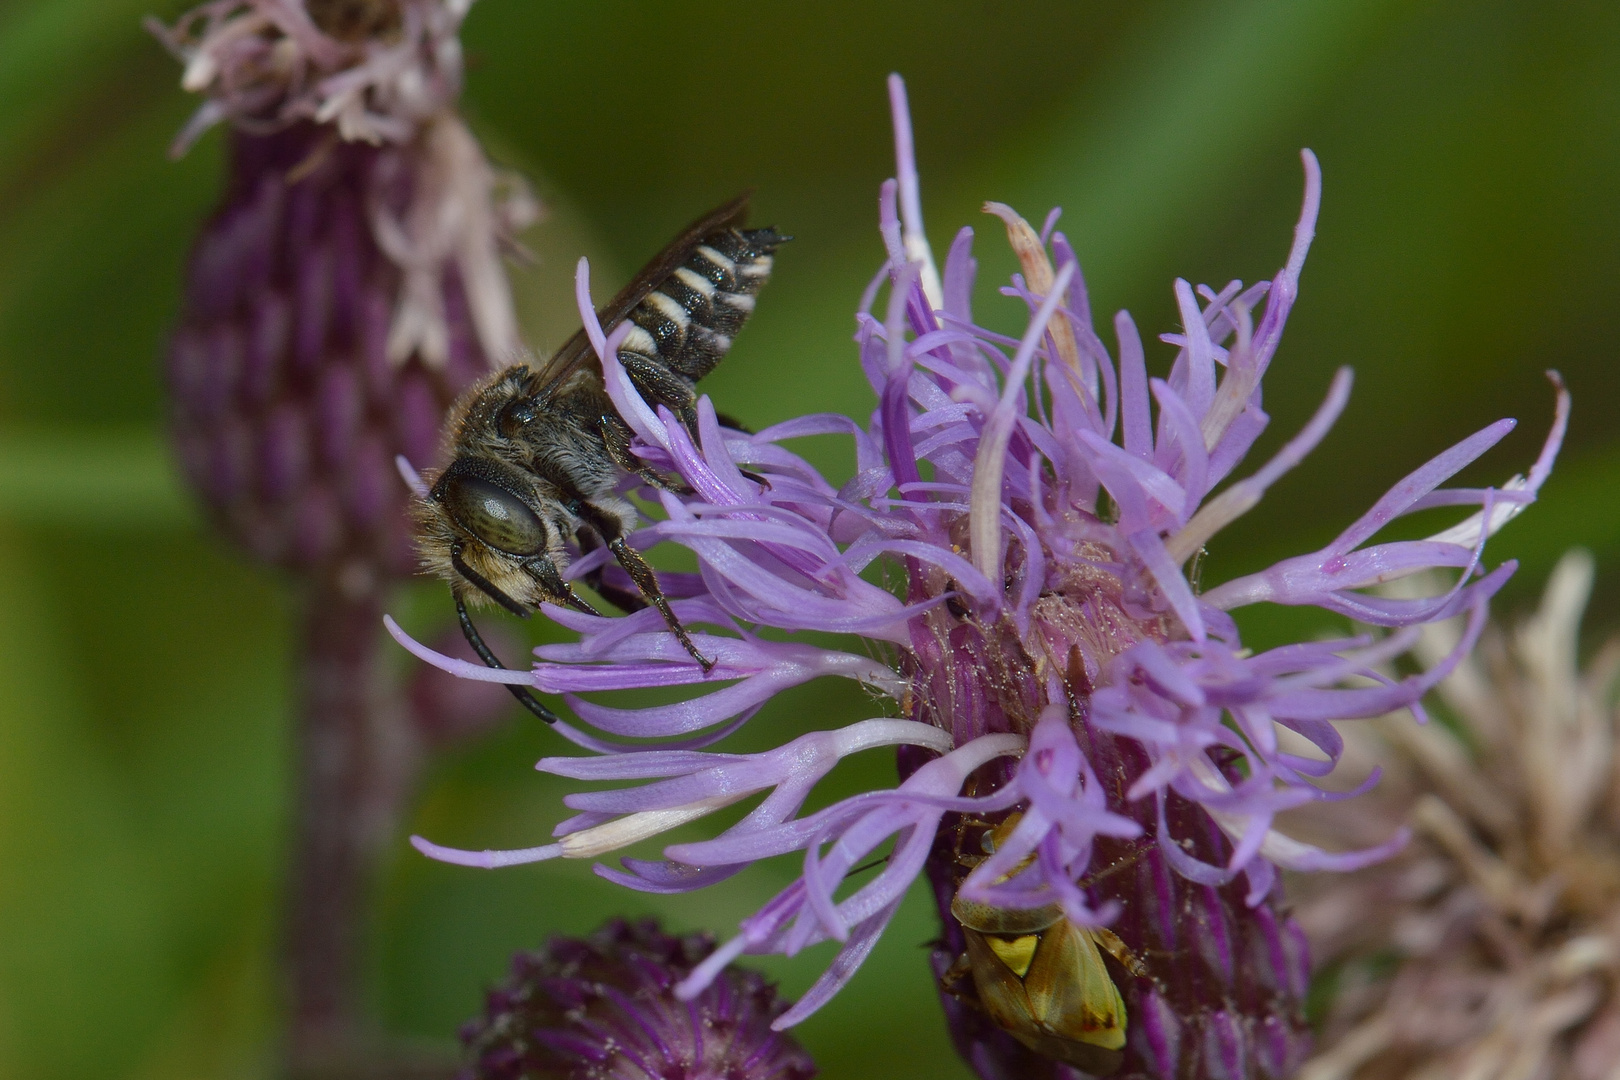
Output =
[
  {"x1": 1293, "y1": 551, "x2": 1620, "y2": 1080},
  {"x1": 155, "y1": 0, "x2": 533, "y2": 581},
  {"x1": 394, "y1": 77, "x2": 1567, "y2": 1077},
  {"x1": 459, "y1": 918, "x2": 816, "y2": 1080}
]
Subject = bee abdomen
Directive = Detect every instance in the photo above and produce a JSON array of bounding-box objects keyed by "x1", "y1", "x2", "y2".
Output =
[{"x1": 621, "y1": 226, "x2": 788, "y2": 388}]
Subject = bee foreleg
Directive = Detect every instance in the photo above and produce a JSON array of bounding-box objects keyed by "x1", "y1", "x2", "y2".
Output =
[
  {"x1": 450, "y1": 542, "x2": 531, "y2": 618},
  {"x1": 607, "y1": 535, "x2": 714, "y2": 672},
  {"x1": 453, "y1": 592, "x2": 560, "y2": 725},
  {"x1": 518, "y1": 554, "x2": 600, "y2": 616}
]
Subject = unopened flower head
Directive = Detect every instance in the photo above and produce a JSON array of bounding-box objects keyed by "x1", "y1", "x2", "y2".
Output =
[
  {"x1": 460, "y1": 918, "x2": 816, "y2": 1080},
  {"x1": 155, "y1": 0, "x2": 535, "y2": 580},
  {"x1": 1293, "y1": 549, "x2": 1620, "y2": 1080},
  {"x1": 394, "y1": 75, "x2": 1568, "y2": 1078}
]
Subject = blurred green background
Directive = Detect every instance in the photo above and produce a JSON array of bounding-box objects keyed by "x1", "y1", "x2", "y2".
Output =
[{"x1": 1, "y1": 0, "x2": 1617, "y2": 1077}]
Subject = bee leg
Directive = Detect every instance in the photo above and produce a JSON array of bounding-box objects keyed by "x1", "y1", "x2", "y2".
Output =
[
  {"x1": 450, "y1": 542, "x2": 532, "y2": 618},
  {"x1": 598, "y1": 411, "x2": 693, "y2": 494},
  {"x1": 577, "y1": 532, "x2": 650, "y2": 615},
  {"x1": 607, "y1": 535, "x2": 715, "y2": 672},
  {"x1": 452, "y1": 592, "x2": 559, "y2": 725},
  {"x1": 604, "y1": 399, "x2": 768, "y2": 493},
  {"x1": 617, "y1": 351, "x2": 703, "y2": 434},
  {"x1": 518, "y1": 554, "x2": 600, "y2": 617}
]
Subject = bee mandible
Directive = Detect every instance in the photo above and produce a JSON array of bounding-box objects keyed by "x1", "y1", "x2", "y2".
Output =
[{"x1": 414, "y1": 194, "x2": 788, "y2": 722}]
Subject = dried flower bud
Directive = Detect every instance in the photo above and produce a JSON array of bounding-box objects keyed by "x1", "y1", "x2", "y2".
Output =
[
  {"x1": 1294, "y1": 550, "x2": 1620, "y2": 1080},
  {"x1": 460, "y1": 919, "x2": 817, "y2": 1080}
]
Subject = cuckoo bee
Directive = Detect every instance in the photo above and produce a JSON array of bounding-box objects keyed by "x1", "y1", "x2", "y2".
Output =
[
  {"x1": 415, "y1": 194, "x2": 788, "y2": 722},
  {"x1": 946, "y1": 814, "x2": 1147, "y2": 1076}
]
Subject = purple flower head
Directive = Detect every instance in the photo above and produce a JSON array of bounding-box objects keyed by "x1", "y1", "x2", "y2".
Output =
[
  {"x1": 459, "y1": 918, "x2": 816, "y2": 1080},
  {"x1": 396, "y1": 75, "x2": 1568, "y2": 1077},
  {"x1": 155, "y1": 0, "x2": 534, "y2": 579},
  {"x1": 156, "y1": 4, "x2": 541, "y2": 1065}
]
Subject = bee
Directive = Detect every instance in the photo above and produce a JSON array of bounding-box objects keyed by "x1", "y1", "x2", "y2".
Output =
[
  {"x1": 415, "y1": 194, "x2": 788, "y2": 722},
  {"x1": 946, "y1": 814, "x2": 1147, "y2": 1076}
]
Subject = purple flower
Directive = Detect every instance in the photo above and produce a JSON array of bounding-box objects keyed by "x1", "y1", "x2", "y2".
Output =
[
  {"x1": 153, "y1": 2, "x2": 538, "y2": 1068},
  {"x1": 154, "y1": 0, "x2": 535, "y2": 577},
  {"x1": 393, "y1": 75, "x2": 1568, "y2": 1077},
  {"x1": 460, "y1": 918, "x2": 816, "y2": 1080}
]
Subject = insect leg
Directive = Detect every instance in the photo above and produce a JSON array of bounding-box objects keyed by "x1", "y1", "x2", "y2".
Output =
[
  {"x1": 577, "y1": 531, "x2": 650, "y2": 614},
  {"x1": 607, "y1": 535, "x2": 714, "y2": 672},
  {"x1": 453, "y1": 592, "x2": 559, "y2": 725},
  {"x1": 616, "y1": 351, "x2": 703, "y2": 434},
  {"x1": 518, "y1": 553, "x2": 601, "y2": 616},
  {"x1": 1087, "y1": 927, "x2": 1148, "y2": 979},
  {"x1": 598, "y1": 411, "x2": 689, "y2": 493},
  {"x1": 938, "y1": 951, "x2": 977, "y2": 999}
]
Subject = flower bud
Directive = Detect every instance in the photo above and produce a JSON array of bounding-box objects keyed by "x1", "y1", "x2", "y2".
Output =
[{"x1": 459, "y1": 919, "x2": 817, "y2": 1080}]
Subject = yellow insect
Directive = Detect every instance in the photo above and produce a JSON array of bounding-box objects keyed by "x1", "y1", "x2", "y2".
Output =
[{"x1": 947, "y1": 815, "x2": 1145, "y2": 1075}]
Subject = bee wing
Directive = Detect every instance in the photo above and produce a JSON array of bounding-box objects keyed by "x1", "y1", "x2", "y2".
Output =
[{"x1": 528, "y1": 192, "x2": 755, "y2": 401}]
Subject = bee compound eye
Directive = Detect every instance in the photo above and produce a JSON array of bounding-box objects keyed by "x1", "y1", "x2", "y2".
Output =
[{"x1": 440, "y1": 472, "x2": 547, "y2": 556}]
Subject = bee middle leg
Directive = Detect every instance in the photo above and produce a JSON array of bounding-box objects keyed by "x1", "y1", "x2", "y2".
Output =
[
  {"x1": 577, "y1": 531, "x2": 649, "y2": 615},
  {"x1": 608, "y1": 535, "x2": 714, "y2": 672},
  {"x1": 572, "y1": 498, "x2": 714, "y2": 672},
  {"x1": 599, "y1": 411, "x2": 692, "y2": 494}
]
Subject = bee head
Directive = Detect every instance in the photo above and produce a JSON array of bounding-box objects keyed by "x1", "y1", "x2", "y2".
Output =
[{"x1": 427, "y1": 458, "x2": 555, "y2": 615}]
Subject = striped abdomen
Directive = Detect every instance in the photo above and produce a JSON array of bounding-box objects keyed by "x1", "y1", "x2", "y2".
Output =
[{"x1": 616, "y1": 226, "x2": 788, "y2": 418}]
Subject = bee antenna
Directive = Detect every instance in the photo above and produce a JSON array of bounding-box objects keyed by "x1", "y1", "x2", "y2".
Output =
[
  {"x1": 454, "y1": 592, "x2": 560, "y2": 725},
  {"x1": 850, "y1": 854, "x2": 891, "y2": 877}
]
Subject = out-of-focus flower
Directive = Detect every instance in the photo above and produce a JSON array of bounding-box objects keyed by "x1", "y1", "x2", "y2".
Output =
[
  {"x1": 408, "y1": 623, "x2": 526, "y2": 746},
  {"x1": 153, "y1": 0, "x2": 536, "y2": 584},
  {"x1": 459, "y1": 918, "x2": 816, "y2": 1080},
  {"x1": 151, "y1": 2, "x2": 538, "y2": 1068},
  {"x1": 1293, "y1": 550, "x2": 1620, "y2": 1080},
  {"x1": 392, "y1": 74, "x2": 1567, "y2": 1078}
]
